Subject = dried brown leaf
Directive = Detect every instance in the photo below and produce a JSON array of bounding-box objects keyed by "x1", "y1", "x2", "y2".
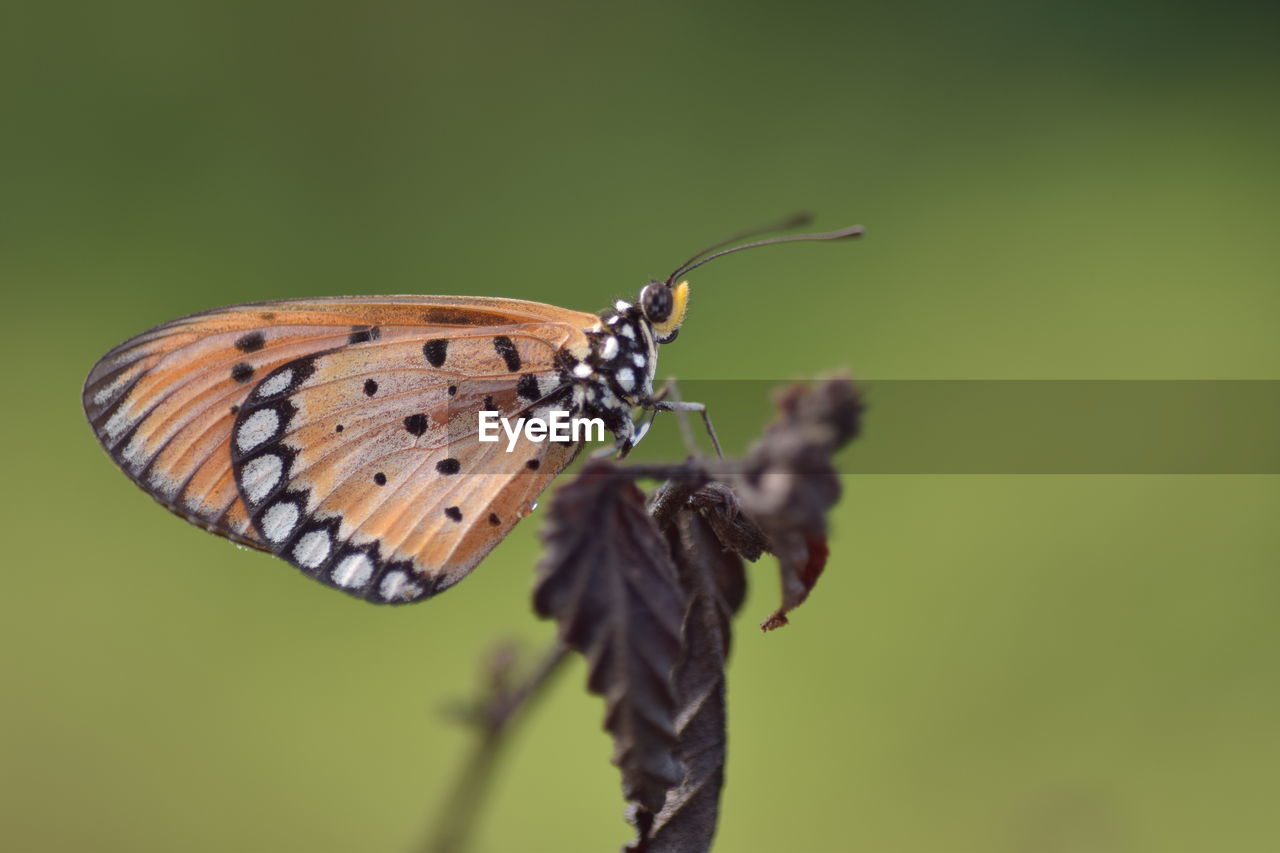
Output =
[
  {"x1": 734, "y1": 377, "x2": 862, "y2": 630},
  {"x1": 628, "y1": 510, "x2": 746, "y2": 853},
  {"x1": 688, "y1": 482, "x2": 768, "y2": 562},
  {"x1": 757, "y1": 530, "x2": 829, "y2": 631},
  {"x1": 533, "y1": 460, "x2": 686, "y2": 813}
]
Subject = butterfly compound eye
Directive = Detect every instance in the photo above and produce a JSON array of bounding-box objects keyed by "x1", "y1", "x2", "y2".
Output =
[
  {"x1": 640, "y1": 279, "x2": 689, "y2": 343},
  {"x1": 639, "y1": 282, "x2": 673, "y2": 324}
]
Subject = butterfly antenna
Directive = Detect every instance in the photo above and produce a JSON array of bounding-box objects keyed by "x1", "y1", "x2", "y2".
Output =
[
  {"x1": 668, "y1": 211, "x2": 815, "y2": 280},
  {"x1": 666, "y1": 222, "x2": 864, "y2": 285}
]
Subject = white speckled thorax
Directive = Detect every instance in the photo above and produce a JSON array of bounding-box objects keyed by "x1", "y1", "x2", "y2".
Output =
[{"x1": 560, "y1": 299, "x2": 658, "y2": 445}]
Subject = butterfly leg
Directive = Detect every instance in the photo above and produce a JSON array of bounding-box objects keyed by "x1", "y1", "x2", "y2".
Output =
[
  {"x1": 651, "y1": 399, "x2": 724, "y2": 458},
  {"x1": 592, "y1": 400, "x2": 659, "y2": 461},
  {"x1": 626, "y1": 407, "x2": 661, "y2": 451},
  {"x1": 591, "y1": 437, "x2": 632, "y2": 460},
  {"x1": 588, "y1": 414, "x2": 639, "y2": 460},
  {"x1": 641, "y1": 379, "x2": 724, "y2": 459},
  {"x1": 641, "y1": 379, "x2": 687, "y2": 449}
]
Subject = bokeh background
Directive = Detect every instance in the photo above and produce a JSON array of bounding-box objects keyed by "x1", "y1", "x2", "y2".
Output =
[{"x1": 3, "y1": 1, "x2": 1277, "y2": 851}]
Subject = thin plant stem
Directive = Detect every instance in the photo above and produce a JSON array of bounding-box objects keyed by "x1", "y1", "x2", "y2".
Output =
[{"x1": 422, "y1": 640, "x2": 571, "y2": 853}]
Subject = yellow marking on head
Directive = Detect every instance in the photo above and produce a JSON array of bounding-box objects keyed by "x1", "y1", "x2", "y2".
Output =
[{"x1": 652, "y1": 280, "x2": 689, "y2": 338}]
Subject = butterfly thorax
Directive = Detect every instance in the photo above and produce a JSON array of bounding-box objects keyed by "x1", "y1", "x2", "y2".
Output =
[{"x1": 558, "y1": 298, "x2": 658, "y2": 446}]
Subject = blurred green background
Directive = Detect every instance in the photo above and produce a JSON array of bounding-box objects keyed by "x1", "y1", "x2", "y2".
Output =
[{"x1": 3, "y1": 1, "x2": 1277, "y2": 851}]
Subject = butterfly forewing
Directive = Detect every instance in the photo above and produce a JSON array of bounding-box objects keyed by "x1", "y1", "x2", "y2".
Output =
[{"x1": 84, "y1": 296, "x2": 599, "y2": 593}]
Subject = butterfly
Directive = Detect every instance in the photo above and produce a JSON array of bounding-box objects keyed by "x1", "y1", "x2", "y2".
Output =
[{"x1": 83, "y1": 215, "x2": 862, "y2": 605}]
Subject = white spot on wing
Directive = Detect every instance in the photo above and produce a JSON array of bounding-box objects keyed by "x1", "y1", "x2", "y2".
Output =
[
  {"x1": 262, "y1": 501, "x2": 300, "y2": 543},
  {"x1": 292, "y1": 530, "x2": 331, "y2": 568},
  {"x1": 146, "y1": 468, "x2": 180, "y2": 500},
  {"x1": 92, "y1": 376, "x2": 128, "y2": 407},
  {"x1": 620, "y1": 325, "x2": 636, "y2": 340},
  {"x1": 616, "y1": 368, "x2": 636, "y2": 392},
  {"x1": 332, "y1": 554, "x2": 374, "y2": 589},
  {"x1": 255, "y1": 369, "x2": 293, "y2": 398},
  {"x1": 632, "y1": 353, "x2": 645, "y2": 367},
  {"x1": 103, "y1": 406, "x2": 132, "y2": 440},
  {"x1": 614, "y1": 299, "x2": 632, "y2": 312},
  {"x1": 600, "y1": 336, "x2": 619, "y2": 360},
  {"x1": 379, "y1": 570, "x2": 423, "y2": 601},
  {"x1": 121, "y1": 435, "x2": 149, "y2": 470},
  {"x1": 573, "y1": 363, "x2": 593, "y2": 379},
  {"x1": 240, "y1": 453, "x2": 283, "y2": 503},
  {"x1": 236, "y1": 408, "x2": 279, "y2": 454}
]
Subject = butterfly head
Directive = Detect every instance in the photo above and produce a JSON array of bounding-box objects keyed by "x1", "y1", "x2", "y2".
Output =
[{"x1": 638, "y1": 279, "x2": 689, "y2": 345}]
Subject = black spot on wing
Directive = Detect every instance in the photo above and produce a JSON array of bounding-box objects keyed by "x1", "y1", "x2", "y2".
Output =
[
  {"x1": 348, "y1": 325, "x2": 381, "y2": 345},
  {"x1": 364, "y1": 379, "x2": 378, "y2": 396},
  {"x1": 231, "y1": 362, "x2": 254, "y2": 383},
  {"x1": 436, "y1": 458, "x2": 460, "y2": 475},
  {"x1": 492, "y1": 336, "x2": 521, "y2": 372},
  {"x1": 421, "y1": 306, "x2": 513, "y2": 325},
  {"x1": 373, "y1": 472, "x2": 387, "y2": 485},
  {"x1": 404, "y1": 414, "x2": 429, "y2": 436},
  {"x1": 444, "y1": 506, "x2": 463, "y2": 522},
  {"x1": 423, "y1": 339, "x2": 448, "y2": 367},
  {"x1": 488, "y1": 512, "x2": 501, "y2": 526},
  {"x1": 235, "y1": 332, "x2": 265, "y2": 353},
  {"x1": 517, "y1": 374, "x2": 541, "y2": 401}
]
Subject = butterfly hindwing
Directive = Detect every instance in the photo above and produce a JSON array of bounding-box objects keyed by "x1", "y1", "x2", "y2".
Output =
[{"x1": 231, "y1": 338, "x2": 582, "y2": 602}]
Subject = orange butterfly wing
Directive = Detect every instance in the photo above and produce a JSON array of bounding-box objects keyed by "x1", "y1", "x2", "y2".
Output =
[
  {"x1": 228, "y1": 332, "x2": 584, "y2": 601},
  {"x1": 84, "y1": 296, "x2": 599, "y2": 599}
]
